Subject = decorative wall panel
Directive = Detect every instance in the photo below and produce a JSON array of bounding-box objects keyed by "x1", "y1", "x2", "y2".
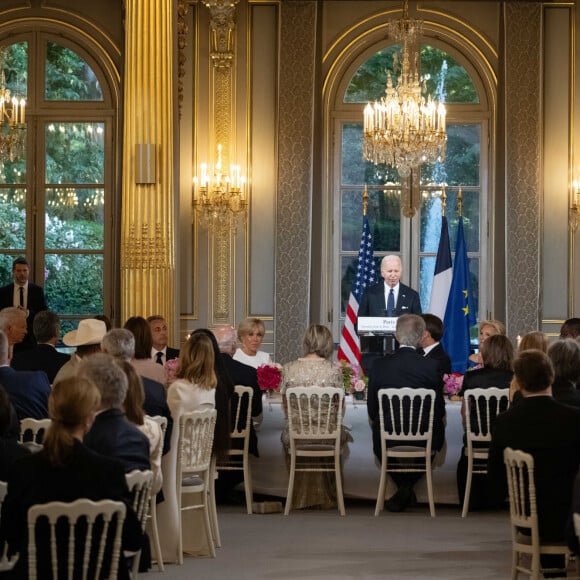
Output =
[
  {"x1": 275, "y1": 1, "x2": 316, "y2": 363},
  {"x1": 504, "y1": 2, "x2": 542, "y2": 335}
]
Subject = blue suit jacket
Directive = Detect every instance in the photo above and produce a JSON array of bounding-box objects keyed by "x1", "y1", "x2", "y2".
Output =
[
  {"x1": 0, "y1": 366, "x2": 51, "y2": 421},
  {"x1": 358, "y1": 282, "x2": 422, "y2": 318}
]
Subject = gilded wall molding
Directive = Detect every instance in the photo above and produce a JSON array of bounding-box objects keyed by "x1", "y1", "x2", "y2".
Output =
[
  {"x1": 275, "y1": 1, "x2": 317, "y2": 363},
  {"x1": 504, "y1": 2, "x2": 542, "y2": 334},
  {"x1": 177, "y1": 0, "x2": 189, "y2": 119}
]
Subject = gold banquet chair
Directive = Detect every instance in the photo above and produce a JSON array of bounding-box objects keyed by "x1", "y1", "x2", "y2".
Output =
[
  {"x1": 504, "y1": 447, "x2": 571, "y2": 579},
  {"x1": 19, "y1": 418, "x2": 51, "y2": 447},
  {"x1": 375, "y1": 387, "x2": 436, "y2": 517},
  {"x1": 462, "y1": 387, "x2": 509, "y2": 518},
  {"x1": 27, "y1": 498, "x2": 126, "y2": 579},
  {"x1": 125, "y1": 469, "x2": 154, "y2": 579},
  {"x1": 216, "y1": 385, "x2": 255, "y2": 515},
  {"x1": 177, "y1": 408, "x2": 217, "y2": 563},
  {"x1": 284, "y1": 386, "x2": 345, "y2": 516}
]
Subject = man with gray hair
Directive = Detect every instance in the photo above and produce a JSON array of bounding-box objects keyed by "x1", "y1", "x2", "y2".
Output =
[
  {"x1": 80, "y1": 353, "x2": 150, "y2": 473},
  {"x1": 101, "y1": 328, "x2": 172, "y2": 453},
  {"x1": 11, "y1": 310, "x2": 70, "y2": 383},
  {"x1": 0, "y1": 307, "x2": 28, "y2": 359},
  {"x1": 367, "y1": 314, "x2": 445, "y2": 512}
]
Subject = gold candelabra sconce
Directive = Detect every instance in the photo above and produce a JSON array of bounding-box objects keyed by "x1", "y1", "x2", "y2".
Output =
[
  {"x1": 571, "y1": 176, "x2": 580, "y2": 232},
  {"x1": 0, "y1": 48, "x2": 26, "y2": 162},
  {"x1": 192, "y1": 144, "x2": 248, "y2": 232}
]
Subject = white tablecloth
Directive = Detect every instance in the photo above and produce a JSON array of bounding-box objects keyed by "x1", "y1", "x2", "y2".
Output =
[{"x1": 250, "y1": 395, "x2": 462, "y2": 505}]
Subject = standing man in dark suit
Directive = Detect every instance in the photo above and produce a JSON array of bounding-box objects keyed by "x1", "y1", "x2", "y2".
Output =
[
  {"x1": 488, "y1": 350, "x2": 580, "y2": 576},
  {"x1": 358, "y1": 255, "x2": 422, "y2": 318},
  {"x1": 0, "y1": 330, "x2": 51, "y2": 421},
  {"x1": 420, "y1": 314, "x2": 451, "y2": 377},
  {"x1": 367, "y1": 314, "x2": 445, "y2": 512},
  {"x1": 10, "y1": 310, "x2": 70, "y2": 384},
  {"x1": 147, "y1": 315, "x2": 180, "y2": 365},
  {"x1": 0, "y1": 258, "x2": 48, "y2": 352}
]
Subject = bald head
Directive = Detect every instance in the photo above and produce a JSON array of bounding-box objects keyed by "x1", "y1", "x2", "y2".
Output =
[{"x1": 212, "y1": 325, "x2": 237, "y2": 355}]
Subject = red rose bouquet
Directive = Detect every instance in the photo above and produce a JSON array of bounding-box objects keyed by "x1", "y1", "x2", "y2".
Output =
[{"x1": 257, "y1": 363, "x2": 282, "y2": 392}]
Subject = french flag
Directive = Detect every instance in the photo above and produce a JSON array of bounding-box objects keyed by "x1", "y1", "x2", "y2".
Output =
[{"x1": 428, "y1": 214, "x2": 452, "y2": 320}]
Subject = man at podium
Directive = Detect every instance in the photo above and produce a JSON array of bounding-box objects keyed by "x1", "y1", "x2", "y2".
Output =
[{"x1": 358, "y1": 255, "x2": 421, "y2": 318}]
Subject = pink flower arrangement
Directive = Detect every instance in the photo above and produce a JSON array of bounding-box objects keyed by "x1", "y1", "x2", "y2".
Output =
[
  {"x1": 257, "y1": 363, "x2": 282, "y2": 392},
  {"x1": 443, "y1": 372, "x2": 464, "y2": 397},
  {"x1": 336, "y1": 360, "x2": 368, "y2": 395},
  {"x1": 165, "y1": 358, "x2": 180, "y2": 384}
]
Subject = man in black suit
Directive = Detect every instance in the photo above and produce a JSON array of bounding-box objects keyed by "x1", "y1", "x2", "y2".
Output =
[
  {"x1": 101, "y1": 328, "x2": 173, "y2": 454},
  {"x1": 80, "y1": 353, "x2": 150, "y2": 473},
  {"x1": 0, "y1": 329, "x2": 51, "y2": 421},
  {"x1": 420, "y1": 314, "x2": 451, "y2": 377},
  {"x1": 358, "y1": 255, "x2": 422, "y2": 318},
  {"x1": 147, "y1": 315, "x2": 180, "y2": 365},
  {"x1": 488, "y1": 350, "x2": 580, "y2": 576},
  {"x1": 10, "y1": 310, "x2": 70, "y2": 384},
  {"x1": 367, "y1": 314, "x2": 445, "y2": 512},
  {"x1": 0, "y1": 257, "x2": 48, "y2": 351}
]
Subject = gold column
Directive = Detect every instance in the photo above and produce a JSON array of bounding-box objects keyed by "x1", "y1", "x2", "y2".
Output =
[{"x1": 121, "y1": 0, "x2": 175, "y2": 324}]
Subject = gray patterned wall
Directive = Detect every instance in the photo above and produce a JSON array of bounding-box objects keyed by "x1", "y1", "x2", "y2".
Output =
[
  {"x1": 505, "y1": 3, "x2": 542, "y2": 335},
  {"x1": 275, "y1": 1, "x2": 317, "y2": 363}
]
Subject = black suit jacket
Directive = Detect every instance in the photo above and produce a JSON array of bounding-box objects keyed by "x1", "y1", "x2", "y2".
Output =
[
  {"x1": 0, "y1": 366, "x2": 51, "y2": 421},
  {"x1": 220, "y1": 353, "x2": 262, "y2": 457},
  {"x1": 142, "y1": 377, "x2": 173, "y2": 454},
  {"x1": 84, "y1": 408, "x2": 150, "y2": 473},
  {"x1": 0, "y1": 440, "x2": 142, "y2": 579},
  {"x1": 459, "y1": 367, "x2": 513, "y2": 396},
  {"x1": 166, "y1": 347, "x2": 180, "y2": 361},
  {"x1": 367, "y1": 347, "x2": 445, "y2": 459},
  {"x1": 488, "y1": 396, "x2": 580, "y2": 542},
  {"x1": 358, "y1": 282, "x2": 422, "y2": 318},
  {"x1": 424, "y1": 342, "x2": 452, "y2": 377},
  {"x1": 10, "y1": 343, "x2": 70, "y2": 384},
  {"x1": 0, "y1": 282, "x2": 48, "y2": 350}
]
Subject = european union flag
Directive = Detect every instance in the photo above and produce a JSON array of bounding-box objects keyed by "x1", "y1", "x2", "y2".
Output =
[{"x1": 442, "y1": 217, "x2": 476, "y2": 374}]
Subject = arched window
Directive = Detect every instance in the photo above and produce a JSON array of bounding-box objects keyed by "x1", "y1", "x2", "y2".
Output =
[
  {"x1": 0, "y1": 32, "x2": 115, "y2": 333},
  {"x1": 332, "y1": 40, "x2": 489, "y2": 338}
]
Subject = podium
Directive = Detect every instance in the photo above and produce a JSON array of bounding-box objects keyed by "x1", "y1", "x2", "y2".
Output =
[{"x1": 358, "y1": 317, "x2": 398, "y2": 374}]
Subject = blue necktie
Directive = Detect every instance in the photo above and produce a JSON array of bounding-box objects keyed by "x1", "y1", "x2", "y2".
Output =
[{"x1": 387, "y1": 288, "x2": 395, "y2": 317}]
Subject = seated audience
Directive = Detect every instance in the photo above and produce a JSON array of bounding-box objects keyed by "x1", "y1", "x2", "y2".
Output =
[
  {"x1": 233, "y1": 317, "x2": 272, "y2": 369},
  {"x1": 468, "y1": 319, "x2": 506, "y2": 369},
  {"x1": 124, "y1": 316, "x2": 167, "y2": 385},
  {"x1": 147, "y1": 315, "x2": 180, "y2": 365},
  {"x1": 157, "y1": 331, "x2": 217, "y2": 562},
  {"x1": 367, "y1": 314, "x2": 445, "y2": 512},
  {"x1": 0, "y1": 307, "x2": 28, "y2": 360},
  {"x1": 79, "y1": 353, "x2": 150, "y2": 473},
  {"x1": 279, "y1": 323, "x2": 346, "y2": 510},
  {"x1": 457, "y1": 334, "x2": 514, "y2": 509},
  {"x1": 509, "y1": 331, "x2": 548, "y2": 402},
  {"x1": 119, "y1": 359, "x2": 163, "y2": 495},
  {"x1": 420, "y1": 314, "x2": 451, "y2": 377},
  {"x1": 0, "y1": 384, "x2": 30, "y2": 481},
  {"x1": 547, "y1": 339, "x2": 580, "y2": 408},
  {"x1": 0, "y1": 329, "x2": 51, "y2": 421},
  {"x1": 53, "y1": 318, "x2": 107, "y2": 383},
  {"x1": 101, "y1": 328, "x2": 173, "y2": 453},
  {"x1": 10, "y1": 310, "x2": 70, "y2": 383},
  {"x1": 0, "y1": 377, "x2": 143, "y2": 579},
  {"x1": 560, "y1": 317, "x2": 580, "y2": 339},
  {"x1": 488, "y1": 349, "x2": 580, "y2": 577}
]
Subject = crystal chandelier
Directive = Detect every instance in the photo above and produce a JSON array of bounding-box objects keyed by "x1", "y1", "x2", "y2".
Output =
[
  {"x1": 192, "y1": 144, "x2": 247, "y2": 231},
  {"x1": 363, "y1": 0, "x2": 446, "y2": 178},
  {"x1": 0, "y1": 48, "x2": 26, "y2": 162}
]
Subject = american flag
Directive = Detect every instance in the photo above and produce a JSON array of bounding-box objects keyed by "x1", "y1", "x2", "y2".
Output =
[{"x1": 338, "y1": 215, "x2": 376, "y2": 365}]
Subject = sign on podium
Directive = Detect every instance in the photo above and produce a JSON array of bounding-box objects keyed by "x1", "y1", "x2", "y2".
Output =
[{"x1": 357, "y1": 316, "x2": 397, "y2": 334}]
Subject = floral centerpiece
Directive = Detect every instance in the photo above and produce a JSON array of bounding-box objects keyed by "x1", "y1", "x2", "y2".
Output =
[
  {"x1": 443, "y1": 372, "x2": 464, "y2": 400},
  {"x1": 337, "y1": 359, "x2": 368, "y2": 400},
  {"x1": 257, "y1": 363, "x2": 282, "y2": 396},
  {"x1": 165, "y1": 358, "x2": 180, "y2": 385}
]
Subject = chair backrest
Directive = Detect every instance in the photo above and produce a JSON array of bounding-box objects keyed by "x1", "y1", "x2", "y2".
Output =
[
  {"x1": 178, "y1": 409, "x2": 217, "y2": 477},
  {"x1": 19, "y1": 418, "x2": 52, "y2": 445},
  {"x1": 125, "y1": 470, "x2": 153, "y2": 533},
  {"x1": 0, "y1": 481, "x2": 7, "y2": 508},
  {"x1": 504, "y1": 447, "x2": 539, "y2": 540},
  {"x1": 230, "y1": 385, "x2": 253, "y2": 442},
  {"x1": 286, "y1": 386, "x2": 344, "y2": 441},
  {"x1": 377, "y1": 387, "x2": 435, "y2": 445},
  {"x1": 27, "y1": 498, "x2": 126, "y2": 580},
  {"x1": 464, "y1": 387, "x2": 509, "y2": 444},
  {"x1": 148, "y1": 415, "x2": 168, "y2": 444}
]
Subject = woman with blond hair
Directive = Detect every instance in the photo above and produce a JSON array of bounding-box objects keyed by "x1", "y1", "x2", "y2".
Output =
[
  {"x1": 467, "y1": 319, "x2": 506, "y2": 369},
  {"x1": 0, "y1": 377, "x2": 142, "y2": 578},
  {"x1": 233, "y1": 317, "x2": 272, "y2": 368},
  {"x1": 157, "y1": 331, "x2": 217, "y2": 562}
]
